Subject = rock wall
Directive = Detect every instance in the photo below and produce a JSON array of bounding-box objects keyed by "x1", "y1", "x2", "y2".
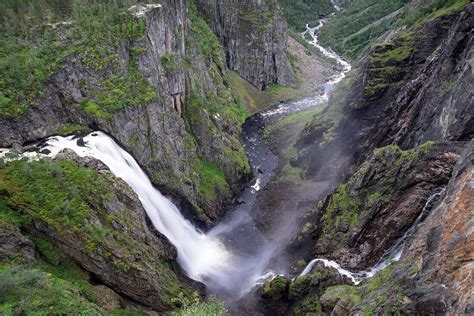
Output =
[
  {"x1": 195, "y1": 0, "x2": 297, "y2": 89},
  {"x1": 0, "y1": 0, "x2": 257, "y2": 225},
  {"x1": 274, "y1": 3, "x2": 474, "y2": 315},
  {"x1": 295, "y1": 3, "x2": 473, "y2": 179}
]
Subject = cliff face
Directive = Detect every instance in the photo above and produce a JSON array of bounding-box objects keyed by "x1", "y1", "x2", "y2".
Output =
[
  {"x1": 195, "y1": 0, "x2": 297, "y2": 89},
  {"x1": 291, "y1": 142, "x2": 461, "y2": 271},
  {"x1": 296, "y1": 3, "x2": 473, "y2": 179},
  {"x1": 0, "y1": 0, "x2": 258, "y2": 225}
]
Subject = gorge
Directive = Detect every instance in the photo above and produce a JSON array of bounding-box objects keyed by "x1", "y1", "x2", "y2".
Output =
[{"x1": 0, "y1": 0, "x2": 472, "y2": 315}]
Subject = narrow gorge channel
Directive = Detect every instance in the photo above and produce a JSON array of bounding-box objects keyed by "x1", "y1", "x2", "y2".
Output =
[{"x1": 1, "y1": 16, "x2": 354, "y2": 299}]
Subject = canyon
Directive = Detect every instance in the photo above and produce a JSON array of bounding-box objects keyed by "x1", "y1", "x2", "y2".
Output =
[{"x1": 0, "y1": 0, "x2": 472, "y2": 315}]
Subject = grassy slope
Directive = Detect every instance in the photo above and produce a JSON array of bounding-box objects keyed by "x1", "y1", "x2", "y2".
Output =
[{"x1": 318, "y1": 0, "x2": 470, "y2": 59}]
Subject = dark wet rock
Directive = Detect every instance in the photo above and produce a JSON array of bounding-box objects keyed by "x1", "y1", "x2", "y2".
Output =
[
  {"x1": 0, "y1": 223, "x2": 36, "y2": 266},
  {"x1": 195, "y1": 0, "x2": 296, "y2": 89},
  {"x1": 258, "y1": 262, "x2": 353, "y2": 315}
]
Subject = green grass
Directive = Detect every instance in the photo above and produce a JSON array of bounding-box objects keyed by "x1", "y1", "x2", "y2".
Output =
[
  {"x1": 54, "y1": 124, "x2": 91, "y2": 136},
  {"x1": 318, "y1": 0, "x2": 411, "y2": 59},
  {"x1": 0, "y1": 266, "x2": 103, "y2": 315},
  {"x1": 395, "y1": 0, "x2": 470, "y2": 27},
  {"x1": 265, "y1": 104, "x2": 326, "y2": 138},
  {"x1": 196, "y1": 161, "x2": 229, "y2": 199},
  {"x1": 189, "y1": 5, "x2": 223, "y2": 64},
  {"x1": 0, "y1": 159, "x2": 111, "y2": 237},
  {"x1": 172, "y1": 292, "x2": 226, "y2": 316},
  {"x1": 0, "y1": 0, "x2": 157, "y2": 119}
]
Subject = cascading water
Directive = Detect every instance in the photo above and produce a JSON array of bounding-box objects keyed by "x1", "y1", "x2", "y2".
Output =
[
  {"x1": 300, "y1": 188, "x2": 447, "y2": 284},
  {"x1": 0, "y1": 131, "x2": 280, "y2": 296},
  {"x1": 262, "y1": 18, "x2": 351, "y2": 118},
  {"x1": 39, "y1": 133, "x2": 237, "y2": 290}
]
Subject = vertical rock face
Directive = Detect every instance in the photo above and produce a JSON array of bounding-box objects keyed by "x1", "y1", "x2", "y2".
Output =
[
  {"x1": 279, "y1": 4, "x2": 473, "y2": 315},
  {"x1": 0, "y1": 0, "x2": 255, "y2": 224},
  {"x1": 296, "y1": 4, "x2": 473, "y2": 178},
  {"x1": 195, "y1": 0, "x2": 297, "y2": 89},
  {"x1": 402, "y1": 141, "x2": 473, "y2": 315}
]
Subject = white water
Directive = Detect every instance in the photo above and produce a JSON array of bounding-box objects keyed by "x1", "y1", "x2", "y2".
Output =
[
  {"x1": 330, "y1": 0, "x2": 341, "y2": 12},
  {"x1": 299, "y1": 189, "x2": 446, "y2": 284},
  {"x1": 1, "y1": 132, "x2": 282, "y2": 295},
  {"x1": 3, "y1": 133, "x2": 236, "y2": 290},
  {"x1": 301, "y1": 20, "x2": 351, "y2": 91},
  {"x1": 262, "y1": 18, "x2": 351, "y2": 118}
]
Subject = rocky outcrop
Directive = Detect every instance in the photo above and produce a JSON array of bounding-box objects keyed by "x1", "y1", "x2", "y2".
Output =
[
  {"x1": 0, "y1": 0, "x2": 254, "y2": 225},
  {"x1": 257, "y1": 262, "x2": 353, "y2": 315},
  {"x1": 0, "y1": 222, "x2": 36, "y2": 266},
  {"x1": 195, "y1": 0, "x2": 297, "y2": 89},
  {"x1": 291, "y1": 142, "x2": 462, "y2": 271},
  {"x1": 276, "y1": 4, "x2": 474, "y2": 315},
  {"x1": 401, "y1": 140, "x2": 473, "y2": 315},
  {"x1": 0, "y1": 151, "x2": 201, "y2": 312}
]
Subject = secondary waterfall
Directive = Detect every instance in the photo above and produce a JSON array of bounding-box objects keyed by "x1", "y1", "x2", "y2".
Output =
[{"x1": 300, "y1": 188, "x2": 446, "y2": 284}]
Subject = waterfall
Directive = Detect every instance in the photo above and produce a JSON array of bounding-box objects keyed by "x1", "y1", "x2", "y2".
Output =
[
  {"x1": 33, "y1": 132, "x2": 245, "y2": 292},
  {"x1": 299, "y1": 188, "x2": 446, "y2": 284},
  {"x1": 1, "y1": 131, "x2": 283, "y2": 296}
]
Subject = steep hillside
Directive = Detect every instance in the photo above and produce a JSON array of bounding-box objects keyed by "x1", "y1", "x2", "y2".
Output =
[
  {"x1": 0, "y1": 152, "x2": 201, "y2": 314},
  {"x1": 256, "y1": 1, "x2": 473, "y2": 314},
  {"x1": 296, "y1": 0, "x2": 472, "y2": 179},
  {"x1": 0, "y1": 0, "x2": 293, "y2": 225}
]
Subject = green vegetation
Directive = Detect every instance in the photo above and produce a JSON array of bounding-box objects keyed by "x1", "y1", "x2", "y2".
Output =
[
  {"x1": 160, "y1": 52, "x2": 178, "y2": 74},
  {"x1": 0, "y1": 266, "x2": 104, "y2": 315},
  {"x1": 0, "y1": 158, "x2": 197, "y2": 313},
  {"x1": 264, "y1": 104, "x2": 326, "y2": 181},
  {"x1": 188, "y1": 5, "x2": 223, "y2": 63},
  {"x1": 277, "y1": 0, "x2": 335, "y2": 31},
  {"x1": 301, "y1": 70, "x2": 356, "y2": 148},
  {"x1": 196, "y1": 161, "x2": 229, "y2": 199},
  {"x1": 373, "y1": 141, "x2": 435, "y2": 168},
  {"x1": 237, "y1": 5, "x2": 275, "y2": 32},
  {"x1": 54, "y1": 123, "x2": 91, "y2": 136},
  {"x1": 321, "y1": 285, "x2": 362, "y2": 308},
  {"x1": 318, "y1": 0, "x2": 410, "y2": 58},
  {"x1": 0, "y1": 0, "x2": 157, "y2": 119},
  {"x1": 321, "y1": 184, "x2": 362, "y2": 233},
  {"x1": 229, "y1": 71, "x2": 273, "y2": 114},
  {"x1": 265, "y1": 104, "x2": 326, "y2": 139},
  {"x1": 318, "y1": 0, "x2": 470, "y2": 59},
  {"x1": 0, "y1": 159, "x2": 111, "y2": 237},
  {"x1": 262, "y1": 276, "x2": 289, "y2": 301},
  {"x1": 172, "y1": 292, "x2": 226, "y2": 316},
  {"x1": 395, "y1": 0, "x2": 470, "y2": 27}
]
